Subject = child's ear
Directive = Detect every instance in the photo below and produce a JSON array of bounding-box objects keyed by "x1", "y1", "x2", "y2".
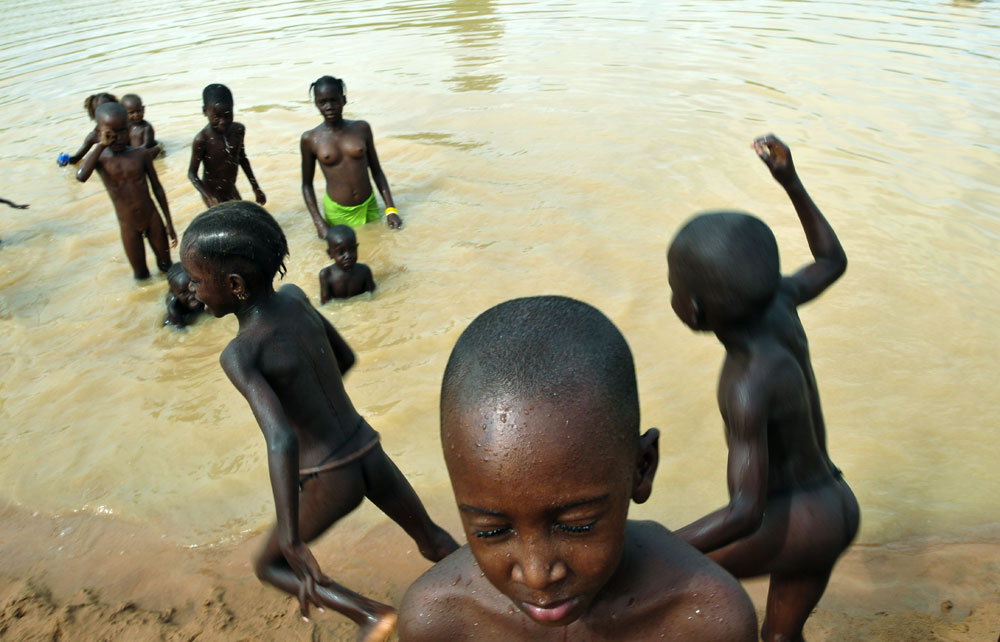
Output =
[
  {"x1": 631, "y1": 428, "x2": 660, "y2": 504},
  {"x1": 227, "y1": 273, "x2": 247, "y2": 298},
  {"x1": 691, "y1": 297, "x2": 706, "y2": 328}
]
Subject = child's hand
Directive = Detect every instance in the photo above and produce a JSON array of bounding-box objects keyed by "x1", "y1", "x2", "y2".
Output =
[
  {"x1": 386, "y1": 212, "x2": 402, "y2": 229},
  {"x1": 753, "y1": 134, "x2": 797, "y2": 186},
  {"x1": 168, "y1": 226, "x2": 178, "y2": 248},
  {"x1": 282, "y1": 540, "x2": 333, "y2": 619},
  {"x1": 100, "y1": 129, "x2": 116, "y2": 147},
  {"x1": 253, "y1": 187, "x2": 267, "y2": 206}
]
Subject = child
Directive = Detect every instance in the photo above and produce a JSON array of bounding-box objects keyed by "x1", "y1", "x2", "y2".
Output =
[
  {"x1": 60, "y1": 92, "x2": 117, "y2": 166},
  {"x1": 180, "y1": 201, "x2": 457, "y2": 642},
  {"x1": 301, "y1": 75, "x2": 401, "y2": 236},
  {"x1": 163, "y1": 262, "x2": 204, "y2": 328},
  {"x1": 1, "y1": 198, "x2": 28, "y2": 209},
  {"x1": 120, "y1": 93, "x2": 162, "y2": 158},
  {"x1": 188, "y1": 84, "x2": 266, "y2": 207},
  {"x1": 319, "y1": 225, "x2": 375, "y2": 303},
  {"x1": 76, "y1": 102, "x2": 176, "y2": 279},
  {"x1": 399, "y1": 295, "x2": 757, "y2": 642},
  {"x1": 667, "y1": 134, "x2": 860, "y2": 642}
]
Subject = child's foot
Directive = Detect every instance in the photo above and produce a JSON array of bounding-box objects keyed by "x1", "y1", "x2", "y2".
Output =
[
  {"x1": 358, "y1": 609, "x2": 397, "y2": 642},
  {"x1": 418, "y1": 525, "x2": 460, "y2": 562}
]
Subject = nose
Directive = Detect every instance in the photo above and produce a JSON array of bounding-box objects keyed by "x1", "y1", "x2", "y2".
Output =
[{"x1": 511, "y1": 537, "x2": 567, "y2": 590}]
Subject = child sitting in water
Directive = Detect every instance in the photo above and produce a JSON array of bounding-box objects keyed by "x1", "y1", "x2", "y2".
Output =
[
  {"x1": 319, "y1": 225, "x2": 375, "y2": 303},
  {"x1": 76, "y1": 102, "x2": 176, "y2": 279},
  {"x1": 163, "y1": 263, "x2": 204, "y2": 328},
  {"x1": 399, "y1": 295, "x2": 757, "y2": 642},
  {"x1": 60, "y1": 92, "x2": 117, "y2": 166},
  {"x1": 180, "y1": 201, "x2": 457, "y2": 642},
  {"x1": 667, "y1": 134, "x2": 860, "y2": 642},
  {"x1": 187, "y1": 83, "x2": 266, "y2": 207},
  {"x1": 120, "y1": 93, "x2": 162, "y2": 158}
]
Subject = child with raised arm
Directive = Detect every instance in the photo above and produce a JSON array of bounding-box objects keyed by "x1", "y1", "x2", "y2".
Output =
[
  {"x1": 666, "y1": 134, "x2": 860, "y2": 642},
  {"x1": 399, "y1": 295, "x2": 757, "y2": 642},
  {"x1": 120, "y1": 93, "x2": 162, "y2": 158},
  {"x1": 76, "y1": 102, "x2": 176, "y2": 279},
  {"x1": 59, "y1": 92, "x2": 117, "y2": 166},
  {"x1": 188, "y1": 84, "x2": 266, "y2": 207},
  {"x1": 180, "y1": 202, "x2": 457, "y2": 642},
  {"x1": 163, "y1": 263, "x2": 204, "y2": 328},
  {"x1": 319, "y1": 225, "x2": 375, "y2": 303}
]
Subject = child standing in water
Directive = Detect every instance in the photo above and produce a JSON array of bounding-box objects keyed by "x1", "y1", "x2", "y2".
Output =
[
  {"x1": 120, "y1": 93, "x2": 162, "y2": 157},
  {"x1": 667, "y1": 134, "x2": 860, "y2": 642},
  {"x1": 76, "y1": 102, "x2": 176, "y2": 279},
  {"x1": 180, "y1": 201, "x2": 457, "y2": 642},
  {"x1": 188, "y1": 84, "x2": 266, "y2": 207},
  {"x1": 399, "y1": 295, "x2": 757, "y2": 642},
  {"x1": 60, "y1": 92, "x2": 117, "y2": 166},
  {"x1": 301, "y1": 75, "x2": 401, "y2": 236},
  {"x1": 319, "y1": 225, "x2": 375, "y2": 303}
]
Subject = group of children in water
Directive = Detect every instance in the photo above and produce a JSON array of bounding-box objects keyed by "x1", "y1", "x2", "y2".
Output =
[{"x1": 64, "y1": 74, "x2": 858, "y2": 642}]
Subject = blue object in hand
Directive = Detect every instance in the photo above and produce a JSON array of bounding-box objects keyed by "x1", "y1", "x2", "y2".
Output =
[{"x1": 57, "y1": 153, "x2": 70, "y2": 167}]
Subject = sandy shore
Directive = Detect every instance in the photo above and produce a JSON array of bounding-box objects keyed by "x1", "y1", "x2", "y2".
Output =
[{"x1": 1, "y1": 502, "x2": 997, "y2": 641}]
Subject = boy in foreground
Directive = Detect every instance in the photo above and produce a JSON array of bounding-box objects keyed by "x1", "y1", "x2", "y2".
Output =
[
  {"x1": 76, "y1": 102, "x2": 176, "y2": 279},
  {"x1": 399, "y1": 295, "x2": 757, "y2": 641},
  {"x1": 668, "y1": 135, "x2": 860, "y2": 642}
]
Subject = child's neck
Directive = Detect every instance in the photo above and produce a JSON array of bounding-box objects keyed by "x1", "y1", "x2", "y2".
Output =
[
  {"x1": 714, "y1": 310, "x2": 769, "y2": 353},
  {"x1": 235, "y1": 287, "x2": 276, "y2": 327}
]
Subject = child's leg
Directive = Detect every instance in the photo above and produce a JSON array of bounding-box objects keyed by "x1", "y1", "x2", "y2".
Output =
[
  {"x1": 761, "y1": 571, "x2": 832, "y2": 642},
  {"x1": 119, "y1": 225, "x2": 149, "y2": 279},
  {"x1": 253, "y1": 464, "x2": 395, "y2": 640},
  {"x1": 359, "y1": 446, "x2": 459, "y2": 562},
  {"x1": 145, "y1": 215, "x2": 172, "y2": 273}
]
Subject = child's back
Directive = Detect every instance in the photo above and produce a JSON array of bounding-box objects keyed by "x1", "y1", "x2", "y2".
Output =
[{"x1": 668, "y1": 135, "x2": 859, "y2": 642}]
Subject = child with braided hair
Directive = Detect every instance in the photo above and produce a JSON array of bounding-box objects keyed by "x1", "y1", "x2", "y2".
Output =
[{"x1": 180, "y1": 201, "x2": 457, "y2": 642}]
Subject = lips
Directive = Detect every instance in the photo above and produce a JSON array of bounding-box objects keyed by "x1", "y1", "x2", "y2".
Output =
[{"x1": 520, "y1": 596, "x2": 581, "y2": 624}]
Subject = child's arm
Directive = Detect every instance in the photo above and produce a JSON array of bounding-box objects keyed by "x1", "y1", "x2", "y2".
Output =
[
  {"x1": 75, "y1": 132, "x2": 111, "y2": 182},
  {"x1": 145, "y1": 152, "x2": 177, "y2": 247},
  {"x1": 675, "y1": 378, "x2": 770, "y2": 553},
  {"x1": 0, "y1": 198, "x2": 29, "y2": 209},
  {"x1": 237, "y1": 126, "x2": 266, "y2": 205},
  {"x1": 164, "y1": 296, "x2": 186, "y2": 328},
  {"x1": 319, "y1": 270, "x2": 333, "y2": 305},
  {"x1": 143, "y1": 123, "x2": 156, "y2": 148},
  {"x1": 363, "y1": 122, "x2": 401, "y2": 229},
  {"x1": 221, "y1": 345, "x2": 332, "y2": 614},
  {"x1": 300, "y1": 133, "x2": 328, "y2": 239},
  {"x1": 67, "y1": 129, "x2": 99, "y2": 165},
  {"x1": 365, "y1": 266, "x2": 376, "y2": 294},
  {"x1": 754, "y1": 135, "x2": 846, "y2": 305},
  {"x1": 188, "y1": 132, "x2": 217, "y2": 208}
]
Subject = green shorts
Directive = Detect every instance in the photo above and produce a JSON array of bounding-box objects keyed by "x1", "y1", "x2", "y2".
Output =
[{"x1": 324, "y1": 192, "x2": 381, "y2": 226}]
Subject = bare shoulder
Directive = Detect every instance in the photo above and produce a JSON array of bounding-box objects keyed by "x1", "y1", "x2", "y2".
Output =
[
  {"x1": 219, "y1": 333, "x2": 261, "y2": 381},
  {"x1": 231, "y1": 122, "x2": 246, "y2": 138},
  {"x1": 626, "y1": 521, "x2": 757, "y2": 641},
  {"x1": 399, "y1": 547, "x2": 496, "y2": 642},
  {"x1": 277, "y1": 282, "x2": 309, "y2": 302}
]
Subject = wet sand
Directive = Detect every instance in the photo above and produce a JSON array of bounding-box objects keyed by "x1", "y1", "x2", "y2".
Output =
[{"x1": 2, "y1": 502, "x2": 997, "y2": 641}]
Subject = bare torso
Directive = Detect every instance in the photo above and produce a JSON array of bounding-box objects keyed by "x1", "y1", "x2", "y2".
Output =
[
  {"x1": 303, "y1": 119, "x2": 373, "y2": 205},
  {"x1": 95, "y1": 146, "x2": 159, "y2": 231},
  {"x1": 194, "y1": 123, "x2": 245, "y2": 201}
]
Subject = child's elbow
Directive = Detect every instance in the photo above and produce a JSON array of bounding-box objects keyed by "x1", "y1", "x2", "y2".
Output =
[{"x1": 75, "y1": 170, "x2": 87, "y2": 182}]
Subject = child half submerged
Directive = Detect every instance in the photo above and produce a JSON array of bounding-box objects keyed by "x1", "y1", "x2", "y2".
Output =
[
  {"x1": 319, "y1": 225, "x2": 375, "y2": 303},
  {"x1": 120, "y1": 93, "x2": 162, "y2": 157},
  {"x1": 180, "y1": 201, "x2": 456, "y2": 642},
  {"x1": 163, "y1": 262, "x2": 204, "y2": 328},
  {"x1": 399, "y1": 295, "x2": 757, "y2": 642},
  {"x1": 667, "y1": 135, "x2": 860, "y2": 642}
]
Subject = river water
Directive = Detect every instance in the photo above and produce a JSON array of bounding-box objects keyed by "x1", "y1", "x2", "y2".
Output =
[{"x1": 1, "y1": 0, "x2": 997, "y2": 551}]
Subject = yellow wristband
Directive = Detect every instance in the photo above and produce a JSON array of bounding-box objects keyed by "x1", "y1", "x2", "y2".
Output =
[{"x1": 385, "y1": 207, "x2": 398, "y2": 216}]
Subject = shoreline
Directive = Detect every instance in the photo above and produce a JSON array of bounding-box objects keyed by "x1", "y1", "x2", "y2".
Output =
[{"x1": 2, "y1": 503, "x2": 998, "y2": 640}]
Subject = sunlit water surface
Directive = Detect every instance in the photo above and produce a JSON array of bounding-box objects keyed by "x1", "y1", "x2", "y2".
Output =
[{"x1": 1, "y1": 0, "x2": 997, "y2": 550}]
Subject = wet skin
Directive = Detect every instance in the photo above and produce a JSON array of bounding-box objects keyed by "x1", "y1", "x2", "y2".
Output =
[
  {"x1": 670, "y1": 135, "x2": 860, "y2": 642},
  {"x1": 300, "y1": 85, "x2": 401, "y2": 236},
  {"x1": 76, "y1": 111, "x2": 176, "y2": 279},
  {"x1": 399, "y1": 394, "x2": 757, "y2": 641},
  {"x1": 122, "y1": 97, "x2": 158, "y2": 153},
  {"x1": 319, "y1": 238, "x2": 375, "y2": 302},
  {"x1": 181, "y1": 249, "x2": 457, "y2": 639},
  {"x1": 164, "y1": 274, "x2": 204, "y2": 328},
  {"x1": 188, "y1": 101, "x2": 266, "y2": 207},
  {"x1": 66, "y1": 95, "x2": 117, "y2": 165}
]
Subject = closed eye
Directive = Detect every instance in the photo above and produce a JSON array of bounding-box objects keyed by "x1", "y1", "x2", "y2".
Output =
[
  {"x1": 556, "y1": 521, "x2": 596, "y2": 534},
  {"x1": 474, "y1": 526, "x2": 512, "y2": 538}
]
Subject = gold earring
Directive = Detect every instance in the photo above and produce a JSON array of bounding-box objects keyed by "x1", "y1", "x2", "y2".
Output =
[{"x1": 237, "y1": 291, "x2": 248, "y2": 301}]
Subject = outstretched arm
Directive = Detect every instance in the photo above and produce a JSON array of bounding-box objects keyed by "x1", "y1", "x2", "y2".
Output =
[
  {"x1": 0, "y1": 198, "x2": 29, "y2": 209},
  {"x1": 145, "y1": 153, "x2": 176, "y2": 247},
  {"x1": 221, "y1": 345, "x2": 330, "y2": 614},
  {"x1": 300, "y1": 133, "x2": 328, "y2": 239},
  {"x1": 188, "y1": 134, "x2": 217, "y2": 208},
  {"x1": 364, "y1": 123, "x2": 401, "y2": 229},
  {"x1": 238, "y1": 131, "x2": 266, "y2": 205},
  {"x1": 754, "y1": 134, "x2": 846, "y2": 305},
  {"x1": 67, "y1": 129, "x2": 99, "y2": 165},
  {"x1": 675, "y1": 378, "x2": 769, "y2": 553}
]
